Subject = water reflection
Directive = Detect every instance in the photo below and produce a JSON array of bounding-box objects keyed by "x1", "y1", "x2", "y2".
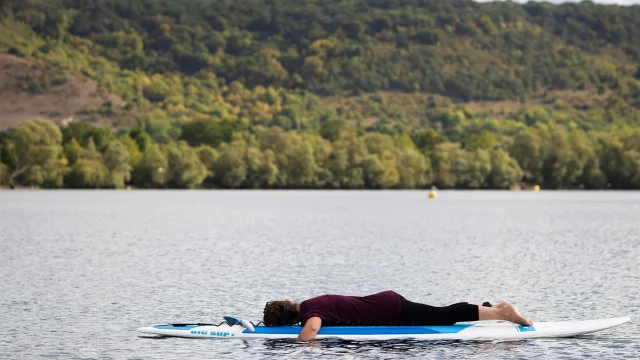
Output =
[{"x1": 261, "y1": 337, "x2": 532, "y2": 357}]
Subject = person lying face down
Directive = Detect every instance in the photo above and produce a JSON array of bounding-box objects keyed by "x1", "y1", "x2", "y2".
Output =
[{"x1": 263, "y1": 290, "x2": 533, "y2": 341}]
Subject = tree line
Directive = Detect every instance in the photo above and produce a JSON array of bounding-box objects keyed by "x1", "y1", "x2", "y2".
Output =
[
  {"x1": 2, "y1": 118, "x2": 639, "y2": 190},
  {"x1": 1, "y1": 0, "x2": 640, "y2": 190}
]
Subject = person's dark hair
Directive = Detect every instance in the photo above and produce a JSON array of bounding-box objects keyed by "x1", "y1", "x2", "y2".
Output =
[{"x1": 263, "y1": 301, "x2": 300, "y2": 326}]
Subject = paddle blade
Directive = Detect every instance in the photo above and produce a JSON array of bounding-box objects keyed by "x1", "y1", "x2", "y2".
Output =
[
  {"x1": 223, "y1": 316, "x2": 240, "y2": 325},
  {"x1": 240, "y1": 319, "x2": 255, "y2": 332}
]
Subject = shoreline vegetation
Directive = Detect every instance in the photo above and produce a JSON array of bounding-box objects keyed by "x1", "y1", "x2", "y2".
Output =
[
  {"x1": 1, "y1": 0, "x2": 640, "y2": 190},
  {"x1": 0, "y1": 116, "x2": 637, "y2": 190}
]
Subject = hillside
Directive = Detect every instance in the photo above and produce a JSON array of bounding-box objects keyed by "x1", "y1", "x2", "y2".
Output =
[
  {"x1": 1, "y1": 0, "x2": 640, "y2": 190},
  {"x1": 0, "y1": 54, "x2": 125, "y2": 129}
]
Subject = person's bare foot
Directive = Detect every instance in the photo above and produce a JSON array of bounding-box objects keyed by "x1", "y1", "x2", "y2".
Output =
[{"x1": 496, "y1": 301, "x2": 533, "y2": 326}]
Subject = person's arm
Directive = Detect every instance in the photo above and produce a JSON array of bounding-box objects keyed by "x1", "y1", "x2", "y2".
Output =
[{"x1": 298, "y1": 316, "x2": 322, "y2": 341}]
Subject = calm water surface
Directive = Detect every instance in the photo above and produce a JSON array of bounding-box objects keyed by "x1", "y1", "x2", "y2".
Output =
[{"x1": 0, "y1": 190, "x2": 638, "y2": 359}]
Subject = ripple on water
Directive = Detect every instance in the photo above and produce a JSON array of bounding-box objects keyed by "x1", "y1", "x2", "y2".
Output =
[{"x1": 0, "y1": 191, "x2": 638, "y2": 359}]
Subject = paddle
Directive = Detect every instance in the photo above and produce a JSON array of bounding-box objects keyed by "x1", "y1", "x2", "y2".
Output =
[{"x1": 223, "y1": 316, "x2": 255, "y2": 332}]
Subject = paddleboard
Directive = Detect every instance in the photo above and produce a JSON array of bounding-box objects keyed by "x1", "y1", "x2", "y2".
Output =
[{"x1": 137, "y1": 316, "x2": 630, "y2": 341}]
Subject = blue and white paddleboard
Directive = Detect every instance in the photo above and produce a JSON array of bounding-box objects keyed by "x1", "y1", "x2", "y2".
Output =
[{"x1": 137, "y1": 316, "x2": 630, "y2": 341}]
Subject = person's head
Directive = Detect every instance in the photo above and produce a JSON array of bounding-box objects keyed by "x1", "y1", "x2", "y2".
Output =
[{"x1": 263, "y1": 299, "x2": 300, "y2": 326}]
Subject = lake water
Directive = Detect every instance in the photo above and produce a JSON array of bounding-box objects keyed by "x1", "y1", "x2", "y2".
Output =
[{"x1": 1, "y1": 190, "x2": 638, "y2": 359}]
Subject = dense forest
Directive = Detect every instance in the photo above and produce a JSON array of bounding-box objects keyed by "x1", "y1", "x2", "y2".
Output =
[{"x1": 1, "y1": 0, "x2": 640, "y2": 189}]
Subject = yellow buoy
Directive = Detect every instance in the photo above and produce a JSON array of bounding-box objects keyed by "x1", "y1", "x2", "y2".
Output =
[
  {"x1": 533, "y1": 185, "x2": 540, "y2": 191},
  {"x1": 428, "y1": 191, "x2": 437, "y2": 198}
]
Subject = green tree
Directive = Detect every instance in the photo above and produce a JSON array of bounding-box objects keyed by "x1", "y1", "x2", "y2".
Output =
[
  {"x1": 327, "y1": 130, "x2": 368, "y2": 188},
  {"x1": 214, "y1": 139, "x2": 248, "y2": 188},
  {"x1": 143, "y1": 113, "x2": 174, "y2": 143},
  {"x1": 454, "y1": 149, "x2": 491, "y2": 189},
  {"x1": 363, "y1": 133, "x2": 395, "y2": 155},
  {"x1": 143, "y1": 77, "x2": 172, "y2": 102},
  {"x1": 180, "y1": 118, "x2": 248, "y2": 147},
  {"x1": 597, "y1": 133, "x2": 625, "y2": 188},
  {"x1": 379, "y1": 150, "x2": 400, "y2": 188},
  {"x1": 466, "y1": 130, "x2": 499, "y2": 150},
  {"x1": 319, "y1": 115, "x2": 348, "y2": 142},
  {"x1": 302, "y1": 133, "x2": 333, "y2": 187},
  {"x1": 542, "y1": 128, "x2": 592, "y2": 189},
  {"x1": 432, "y1": 143, "x2": 491, "y2": 189},
  {"x1": 68, "y1": 139, "x2": 109, "y2": 188},
  {"x1": 362, "y1": 154, "x2": 385, "y2": 189},
  {"x1": 12, "y1": 118, "x2": 67, "y2": 188},
  {"x1": 393, "y1": 133, "x2": 419, "y2": 151},
  {"x1": 362, "y1": 149, "x2": 400, "y2": 188},
  {"x1": 197, "y1": 145, "x2": 219, "y2": 188},
  {"x1": 119, "y1": 135, "x2": 143, "y2": 168},
  {"x1": 510, "y1": 130, "x2": 544, "y2": 184},
  {"x1": 164, "y1": 141, "x2": 207, "y2": 189},
  {"x1": 244, "y1": 146, "x2": 279, "y2": 188},
  {"x1": 488, "y1": 148, "x2": 522, "y2": 189},
  {"x1": 62, "y1": 122, "x2": 92, "y2": 146},
  {"x1": 623, "y1": 150, "x2": 640, "y2": 188},
  {"x1": 130, "y1": 129, "x2": 152, "y2": 153},
  {"x1": 431, "y1": 142, "x2": 459, "y2": 189},
  {"x1": 0, "y1": 150, "x2": 7, "y2": 187},
  {"x1": 85, "y1": 126, "x2": 116, "y2": 151},
  {"x1": 580, "y1": 154, "x2": 607, "y2": 189},
  {"x1": 63, "y1": 138, "x2": 83, "y2": 167},
  {"x1": 396, "y1": 148, "x2": 430, "y2": 189},
  {"x1": 63, "y1": 123, "x2": 115, "y2": 151},
  {"x1": 0, "y1": 139, "x2": 18, "y2": 171},
  {"x1": 412, "y1": 129, "x2": 447, "y2": 152},
  {"x1": 597, "y1": 132, "x2": 640, "y2": 189},
  {"x1": 133, "y1": 144, "x2": 169, "y2": 188},
  {"x1": 622, "y1": 130, "x2": 640, "y2": 152},
  {"x1": 104, "y1": 140, "x2": 132, "y2": 189},
  {"x1": 286, "y1": 139, "x2": 319, "y2": 188},
  {"x1": 259, "y1": 149, "x2": 279, "y2": 188}
]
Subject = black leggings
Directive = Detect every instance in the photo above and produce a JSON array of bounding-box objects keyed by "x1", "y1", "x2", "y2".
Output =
[{"x1": 399, "y1": 295, "x2": 479, "y2": 326}]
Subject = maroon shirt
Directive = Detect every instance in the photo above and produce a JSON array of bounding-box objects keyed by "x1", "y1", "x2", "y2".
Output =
[{"x1": 300, "y1": 290, "x2": 402, "y2": 326}]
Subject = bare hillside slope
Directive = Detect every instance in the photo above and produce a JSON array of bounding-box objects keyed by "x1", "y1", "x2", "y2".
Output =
[{"x1": 0, "y1": 54, "x2": 124, "y2": 130}]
